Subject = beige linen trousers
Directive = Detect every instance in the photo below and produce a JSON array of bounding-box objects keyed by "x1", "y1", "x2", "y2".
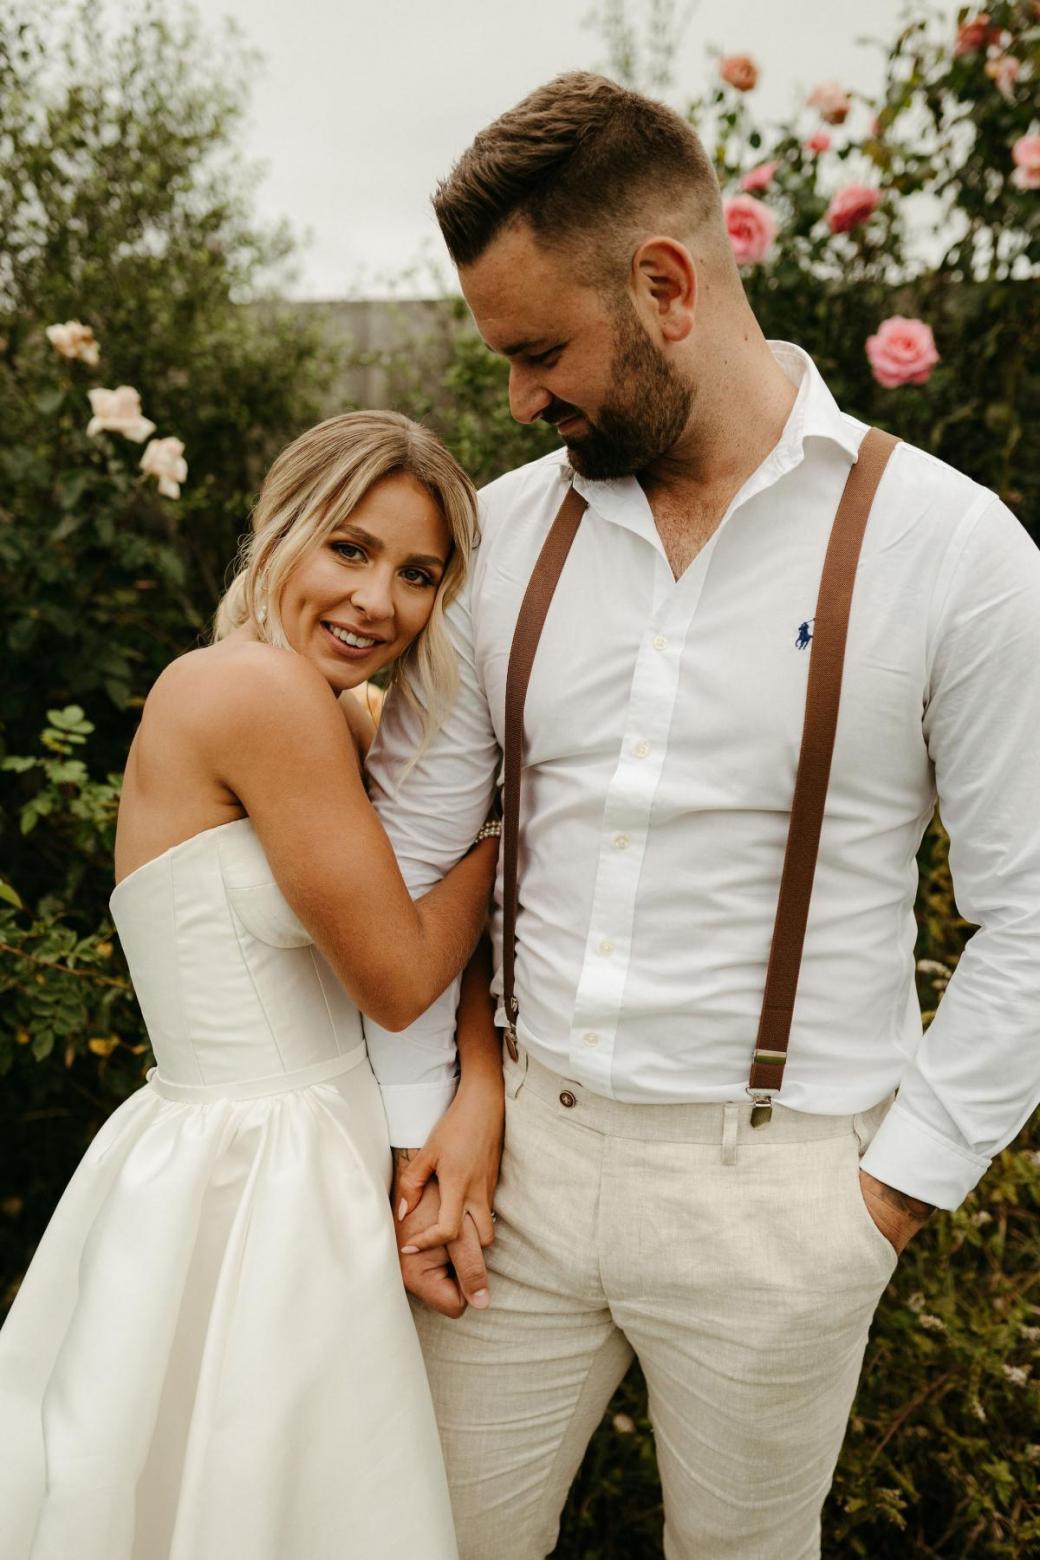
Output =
[{"x1": 413, "y1": 1046, "x2": 897, "y2": 1560}]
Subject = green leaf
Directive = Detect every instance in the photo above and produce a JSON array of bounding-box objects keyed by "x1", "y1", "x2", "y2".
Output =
[
  {"x1": 57, "y1": 470, "x2": 90, "y2": 511},
  {"x1": 31, "y1": 1030, "x2": 55, "y2": 1061},
  {"x1": 0, "y1": 880, "x2": 23, "y2": 909},
  {"x1": 34, "y1": 387, "x2": 64, "y2": 415},
  {"x1": 46, "y1": 707, "x2": 92, "y2": 734}
]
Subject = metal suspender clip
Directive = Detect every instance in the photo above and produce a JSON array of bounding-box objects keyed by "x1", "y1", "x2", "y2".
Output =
[
  {"x1": 748, "y1": 1048, "x2": 786, "y2": 1127},
  {"x1": 504, "y1": 998, "x2": 520, "y2": 1062},
  {"x1": 747, "y1": 1091, "x2": 775, "y2": 1129}
]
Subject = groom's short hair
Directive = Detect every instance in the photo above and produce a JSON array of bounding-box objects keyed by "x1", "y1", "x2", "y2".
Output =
[{"x1": 433, "y1": 72, "x2": 723, "y2": 287}]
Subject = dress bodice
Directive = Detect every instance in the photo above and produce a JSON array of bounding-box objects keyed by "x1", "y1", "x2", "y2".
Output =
[{"x1": 109, "y1": 818, "x2": 363, "y2": 1088}]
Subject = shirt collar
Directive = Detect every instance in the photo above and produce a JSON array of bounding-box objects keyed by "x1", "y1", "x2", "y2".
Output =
[
  {"x1": 767, "y1": 341, "x2": 863, "y2": 461},
  {"x1": 569, "y1": 341, "x2": 863, "y2": 538}
]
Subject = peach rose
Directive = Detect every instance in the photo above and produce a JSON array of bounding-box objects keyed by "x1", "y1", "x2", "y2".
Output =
[
  {"x1": 865, "y1": 317, "x2": 940, "y2": 388},
  {"x1": 46, "y1": 320, "x2": 100, "y2": 366},
  {"x1": 140, "y1": 436, "x2": 188, "y2": 498},
  {"x1": 86, "y1": 386, "x2": 156, "y2": 443},
  {"x1": 722, "y1": 194, "x2": 776, "y2": 265},
  {"x1": 804, "y1": 131, "x2": 832, "y2": 154},
  {"x1": 985, "y1": 54, "x2": 1020, "y2": 101},
  {"x1": 826, "y1": 184, "x2": 881, "y2": 234},
  {"x1": 807, "y1": 81, "x2": 850, "y2": 125},
  {"x1": 954, "y1": 13, "x2": 1000, "y2": 55},
  {"x1": 739, "y1": 160, "x2": 778, "y2": 193},
  {"x1": 718, "y1": 55, "x2": 759, "y2": 92},
  {"x1": 1011, "y1": 134, "x2": 1040, "y2": 190}
]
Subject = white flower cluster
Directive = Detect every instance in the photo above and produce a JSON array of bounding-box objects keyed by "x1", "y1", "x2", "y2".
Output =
[
  {"x1": 45, "y1": 320, "x2": 100, "y2": 366},
  {"x1": 46, "y1": 318, "x2": 189, "y2": 499}
]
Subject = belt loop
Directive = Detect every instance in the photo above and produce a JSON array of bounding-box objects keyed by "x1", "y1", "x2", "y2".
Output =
[{"x1": 721, "y1": 1102, "x2": 739, "y2": 1166}]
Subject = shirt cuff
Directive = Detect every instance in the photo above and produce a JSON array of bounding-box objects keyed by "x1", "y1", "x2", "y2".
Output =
[
  {"x1": 859, "y1": 1099, "x2": 991, "y2": 1210},
  {"x1": 378, "y1": 1077, "x2": 459, "y2": 1148}
]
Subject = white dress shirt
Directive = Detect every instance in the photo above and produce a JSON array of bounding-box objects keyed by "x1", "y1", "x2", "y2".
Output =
[{"x1": 365, "y1": 343, "x2": 1040, "y2": 1209}]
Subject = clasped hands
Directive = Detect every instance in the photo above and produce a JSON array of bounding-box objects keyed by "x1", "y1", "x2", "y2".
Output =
[
  {"x1": 390, "y1": 1088, "x2": 929, "y2": 1313},
  {"x1": 392, "y1": 1074, "x2": 505, "y2": 1318}
]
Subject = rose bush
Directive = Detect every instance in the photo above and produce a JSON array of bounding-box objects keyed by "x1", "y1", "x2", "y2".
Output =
[{"x1": 0, "y1": 0, "x2": 336, "y2": 1308}]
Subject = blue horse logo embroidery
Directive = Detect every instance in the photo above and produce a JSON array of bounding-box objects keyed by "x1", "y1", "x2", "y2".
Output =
[{"x1": 795, "y1": 619, "x2": 814, "y2": 650}]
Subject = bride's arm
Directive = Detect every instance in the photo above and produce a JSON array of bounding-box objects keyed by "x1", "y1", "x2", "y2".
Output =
[
  {"x1": 394, "y1": 932, "x2": 504, "y2": 1243},
  {"x1": 202, "y1": 646, "x2": 497, "y2": 1031}
]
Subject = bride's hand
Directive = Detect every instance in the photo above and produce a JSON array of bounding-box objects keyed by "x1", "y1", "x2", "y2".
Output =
[{"x1": 395, "y1": 1073, "x2": 505, "y2": 1254}]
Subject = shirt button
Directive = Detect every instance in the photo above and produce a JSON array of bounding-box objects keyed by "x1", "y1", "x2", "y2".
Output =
[
  {"x1": 633, "y1": 740, "x2": 650, "y2": 758},
  {"x1": 598, "y1": 938, "x2": 614, "y2": 955},
  {"x1": 652, "y1": 635, "x2": 667, "y2": 651},
  {"x1": 613, "y1": 833, "x2": 630, "y2": 850},
  {"x1": 581, "y1": 1031, "x2": 600, "y2": 1048},
  {"x1": 559, "y1": 1090, "x2": 577, "y2": 1109}
]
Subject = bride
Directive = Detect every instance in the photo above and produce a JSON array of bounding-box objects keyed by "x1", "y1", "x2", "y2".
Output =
[{"x1": 0, "y1": 410, "x2": 503, "y2": 1560}]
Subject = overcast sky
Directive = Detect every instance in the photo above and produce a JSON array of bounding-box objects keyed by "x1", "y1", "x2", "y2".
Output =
[{"x1": 201, "y1": 0, "x2": 962, "y2": 298}]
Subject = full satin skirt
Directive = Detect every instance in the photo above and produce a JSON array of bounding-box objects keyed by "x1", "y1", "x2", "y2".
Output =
[{"x1": 0, "y1": 1063, "x2": 458, "y2": 1560}]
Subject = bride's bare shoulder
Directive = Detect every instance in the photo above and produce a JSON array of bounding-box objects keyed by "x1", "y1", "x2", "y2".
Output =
[{"x1": 144, "y1": 640, "x2": 341, "y2": 749}]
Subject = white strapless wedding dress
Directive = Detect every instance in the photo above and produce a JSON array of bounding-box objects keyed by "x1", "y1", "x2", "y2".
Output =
[{"x1": 0, "y1": 818, "x2": 458, "y2": 1560}]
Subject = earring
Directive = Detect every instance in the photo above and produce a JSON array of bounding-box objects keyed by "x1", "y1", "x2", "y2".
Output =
[{"x1": 254, "y1": 570, "x2": 270, "y2": 633}]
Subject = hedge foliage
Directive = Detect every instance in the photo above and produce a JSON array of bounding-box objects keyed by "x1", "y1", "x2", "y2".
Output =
[{"x1": 1, "y1": 2, "x2": 1038, "y2": 1554}]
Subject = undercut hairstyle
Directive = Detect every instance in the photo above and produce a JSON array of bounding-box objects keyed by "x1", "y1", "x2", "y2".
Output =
[{"x1": 433, "y1": 71, "x2": 725, "y2": 287}]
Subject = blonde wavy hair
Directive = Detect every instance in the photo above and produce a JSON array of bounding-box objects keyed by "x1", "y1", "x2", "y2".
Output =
[{"x1": 213, "y1": 410, "x2": 479, "y2": 747}]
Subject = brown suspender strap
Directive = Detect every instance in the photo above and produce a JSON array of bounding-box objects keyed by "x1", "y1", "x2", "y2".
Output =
[
  {"x1": 501, "y1": 428, "x2": 899, "y2": 1101},
  {"x1": 747, "y1": 426, "x2": 899, "y2": 1120},
  {"x1": 502, "y1": 484, "x2": 588, "y2": 1061}
]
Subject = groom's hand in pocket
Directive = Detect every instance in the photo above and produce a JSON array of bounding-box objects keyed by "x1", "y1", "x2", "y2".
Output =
[{"x1": 394, "y1": 1165, "x2": 489, "y2": 1318}]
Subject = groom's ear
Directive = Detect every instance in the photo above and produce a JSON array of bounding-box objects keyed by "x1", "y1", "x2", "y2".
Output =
[{"x1": 631, "y1": 237, "x2": 696, "y2": 344}]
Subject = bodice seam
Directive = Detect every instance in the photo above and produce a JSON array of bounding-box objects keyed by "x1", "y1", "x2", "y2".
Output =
[{"x1": 220, "y1": 851, "x2": 288, "y2": 1072}]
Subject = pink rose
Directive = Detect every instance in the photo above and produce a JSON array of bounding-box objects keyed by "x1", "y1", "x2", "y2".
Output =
[
  {"x1": 140, "y1": 436, "x2": 188, "y2": 499},
  {"x1": 954, "y1": 13, "x2": 1001, "y2": 55},
  {"x1": 1011, "y1": 134, "x2": 1040, "y2": 191},
  {"x1": 804, "y1": 131, "x2": 832, "y2": 154},
  {"x1": 739, "y1": 160, "x2": 778, "y2": 193},
  {"x1": 985, "y1": 54, "x2": 1020, "y2": 101},
  {"x1": 723, "y1": 194, "x2": 777, "y2": 265},
  {"x1": 826, "y1": 183, "x2": 881, "y2": 234},
  {"x1": 807, "y1": 81, "x2": 850, "y2": 125},
  {"x1": 865, "y1": 317, "x2": 940, "y2": 388},
  {"x1": 718, "y1": 54, "x2": 759, "y2": 92}
]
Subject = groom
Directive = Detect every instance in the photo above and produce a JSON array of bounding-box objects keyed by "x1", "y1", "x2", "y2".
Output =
[{"x1": 364, "y1": 72, "x2": 1040, "y2": 1558}]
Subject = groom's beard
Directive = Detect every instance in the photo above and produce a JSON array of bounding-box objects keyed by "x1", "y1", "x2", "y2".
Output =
[{"x1": 546, "y1": 303, "x2": 693, "y2": 481}]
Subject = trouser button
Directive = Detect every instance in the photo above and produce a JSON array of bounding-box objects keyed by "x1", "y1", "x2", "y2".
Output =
[{"x1": 559, "y1": 1090, "x2": 576, "y2": 1108}]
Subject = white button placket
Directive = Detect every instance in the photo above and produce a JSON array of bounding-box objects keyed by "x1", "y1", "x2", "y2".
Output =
[{"x1": 568, "y1": 557, "x2": 708, "y2": 1091}]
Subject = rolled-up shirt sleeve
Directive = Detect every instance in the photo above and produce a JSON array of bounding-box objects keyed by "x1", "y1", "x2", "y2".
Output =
[
  {"x1": 861, "y1": 498, "x2": 1040, "y2": 1207},
  {"x1": 362, "y1": 570, "x2": 500, "y2": 1146}
]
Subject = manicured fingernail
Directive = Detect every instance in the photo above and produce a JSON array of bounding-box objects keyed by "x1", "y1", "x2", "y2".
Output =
[
  {"x1": 399, "y1": 1245, "x2": 419, "y2": 1255},
  {"x1": 471, "y1": 1289, "x2": 490, "y2": 1309},
  {"x1": 397, "y1": 1199, "x2": 408, "y2": 1222}
]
